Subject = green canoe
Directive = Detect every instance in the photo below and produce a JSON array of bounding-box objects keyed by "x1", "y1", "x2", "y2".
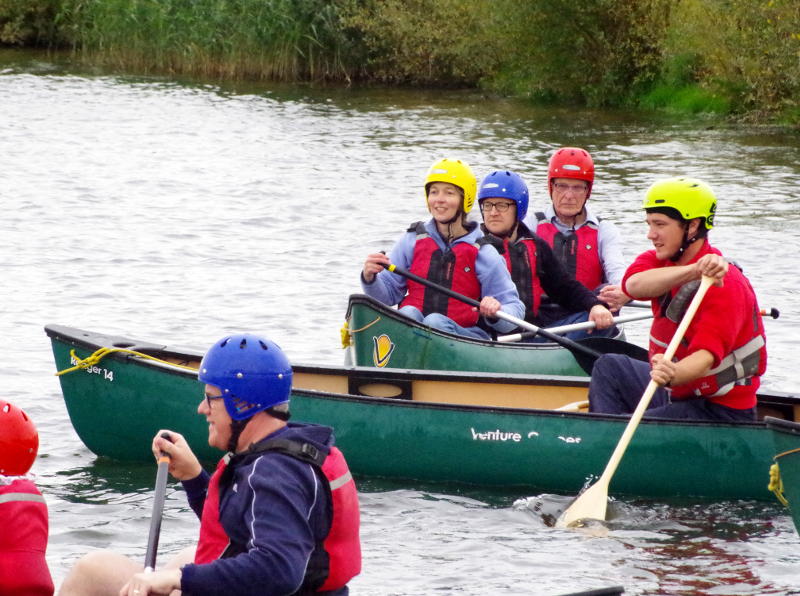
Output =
[
  {"x1": 766, "y1": 417, "x2": 800, "y2": 533},
  {"x1": 46, "y1": 323, "x2": 800, "y2": 501},
  {"x1": 344, "y1": 294, "x2": 616, "y2": 376}
]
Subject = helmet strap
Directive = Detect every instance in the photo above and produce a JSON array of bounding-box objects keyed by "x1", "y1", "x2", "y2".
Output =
[
  {"x1": 492, "y1": 218, "x2": 518, "y2": 239},
  {"x1": 266, "y1": 406, "x2": 291, "y2": 421},
  {"x1": 669, "y1": 224, "x2": 695, "y2": 263},
  {"x1": 227, "y1": 418, "x2": 249, "y2": 453}
]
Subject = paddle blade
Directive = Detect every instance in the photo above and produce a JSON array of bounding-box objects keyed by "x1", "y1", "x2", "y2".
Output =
[
  {"x1": 555, "y1": 480, "x2": 609, "y2": 528},
  {"x1": 578, "y1": 337, "x2": 649, "y2": 362},
  {"x1": 569, "y1": 337, "x2": 648, "y2": 375}
]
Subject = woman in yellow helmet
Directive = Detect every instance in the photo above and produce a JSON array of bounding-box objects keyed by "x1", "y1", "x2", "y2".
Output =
[
  {"x1": 588, "y1": 177, "x2": 767, "y2": 421},
  {"x1": 361, "y1": 159, "x2": 524, "y2": 340}
]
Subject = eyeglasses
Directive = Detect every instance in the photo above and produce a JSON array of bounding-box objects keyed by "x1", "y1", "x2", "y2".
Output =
[
  {"x1": 205, "y1": 393, "x2": 224, "y2": 408},
  {"x1": 480, "y1": 200, "x2": 515, "y2": 213},
  {"x1": 553, "y1": 182, "x2": 588, "y2": 194}
]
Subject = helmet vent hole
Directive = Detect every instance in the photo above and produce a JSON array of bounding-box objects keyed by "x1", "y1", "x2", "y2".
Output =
[
  {"x1": 220, "y1": 338, "x2": 230, "y2": 348},
  {"x1": 239, "y1": 338, "x2": 247, "y2": 349},
  {"x1": 258, "y1": 340, "x2": 269, "y2": 350},
  {"x1": 1, "y1": 404, "x2": 8, "y2": 414}
]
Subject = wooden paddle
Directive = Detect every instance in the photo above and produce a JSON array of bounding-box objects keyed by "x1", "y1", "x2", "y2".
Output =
[
  {"x1": 383, "y1": 262, "x2": 648, "y2": 374},
  {"x1": 144, "y1": 433, "x2": 172, "y2": 572},
  {"x1": 556, "y1": 275, "x2": 714, "y2": 528}
]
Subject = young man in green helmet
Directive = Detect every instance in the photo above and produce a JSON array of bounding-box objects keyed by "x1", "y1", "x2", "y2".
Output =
[
  {"x1": 61, "y1": 333, "x2": 361, "y2": 596},
  {"x1": 588, "y1": 177, "x2": 767, "y2": 421}
]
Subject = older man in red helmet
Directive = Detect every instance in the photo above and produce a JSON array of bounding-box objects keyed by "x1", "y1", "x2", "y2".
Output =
[{"x1": 525, "y1": 147, "x2": 629, "y2": 326}]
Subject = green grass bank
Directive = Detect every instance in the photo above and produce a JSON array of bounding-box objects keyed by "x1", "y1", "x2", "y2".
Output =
[{"x1": 2, "y1": 0, "x2": 798, "y2": 124}]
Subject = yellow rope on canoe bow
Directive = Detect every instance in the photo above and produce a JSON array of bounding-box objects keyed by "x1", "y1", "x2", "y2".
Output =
[
  {"x1": 768, "y1": 463, "x2": 788, "y2": 507},
  {"x1": 55, "y1": 347, "x2": 198, "y2": 376},
  {"x1": 340, "y1": 317, "x2": 381, "y2": 349},
  {"x1": 768, "y1": 446, "x2": 800, "y2": 507}
]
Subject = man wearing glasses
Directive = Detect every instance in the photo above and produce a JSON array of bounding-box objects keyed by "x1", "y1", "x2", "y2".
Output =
[
  {"x1": 478, "y1": 170, "x2": 615, "y2": 341},
  {"x1": 524, "y1": 147, "x2": 629, "y2": 322},
  {"x1": 61, "y1": 334, "x2": 361, "y2": 596}
]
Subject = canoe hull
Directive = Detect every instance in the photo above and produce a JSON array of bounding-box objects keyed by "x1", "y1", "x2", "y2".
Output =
[
  {"x1": 766, "y1": 417, "x2": 800, "y2": 533},
  {"x1": 346, "y1": 294, "x2": 588, "y2": 376},
  {"x1": 47, "y1": 324, "x2": 800, "y2": 501}
]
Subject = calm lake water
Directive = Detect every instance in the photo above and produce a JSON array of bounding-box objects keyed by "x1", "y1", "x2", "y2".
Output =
[{"x1": 2, "y1": 49, "x2": 800, "y2": 595}]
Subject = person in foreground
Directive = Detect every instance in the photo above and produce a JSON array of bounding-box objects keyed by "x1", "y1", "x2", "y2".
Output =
[
  {"x1": 60, "y1": 333, "x2": 361, "y2": 596},
  {"x1": 524, "y1": 147, "x2": 629, "y2": 316},
  {"x1": 0, "y1": 399, "x2": 55, "y2": 596},
  {"x1": 588, "y1": 177, "x2": 767, "y2": 421},
  {"x1": 362, "y1": 158, "x2": 524, "y2": 339},
  {"x1": 476, "y1": 169, "x2": 615, "y2": 341}
]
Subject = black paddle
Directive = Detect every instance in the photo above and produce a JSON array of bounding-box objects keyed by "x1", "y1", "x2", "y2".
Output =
[
  {"x1": 144, "y1": 432, "x2": 172, "y2": 572},
  {"x1": 383, "y1": 262, "x2": 648, "y2": 374}
]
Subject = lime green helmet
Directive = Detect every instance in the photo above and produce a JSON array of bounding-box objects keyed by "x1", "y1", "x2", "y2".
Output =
[
  {"x1": 643, "y1": 177, "x2": 717, "y2": 229},
  {"x1": 424, "y1": 158, "x2": 477, "y2": 214}
]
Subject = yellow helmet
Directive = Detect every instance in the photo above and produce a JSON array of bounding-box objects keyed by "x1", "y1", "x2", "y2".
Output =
[
  {"x1": 643, "y1": 177, "x2": 717, "y2": 229},
  {"x1": 424, "y1": 159, "x2": 477, "y2": 213}
]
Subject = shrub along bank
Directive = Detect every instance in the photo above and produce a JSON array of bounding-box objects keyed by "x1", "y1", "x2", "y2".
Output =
[{"x1": 1, "y1": 0, "x2": 798, "y2": 124}]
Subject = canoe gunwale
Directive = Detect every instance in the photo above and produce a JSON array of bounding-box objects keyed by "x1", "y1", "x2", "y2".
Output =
[
  {"x1": 46, "y1": 322, "x2": 795, "y2": 429},
  {"x1": 346, "y1": 293, "x2": 624, "y2": 350},
  {"x1": 765, "y1": 416, "x2": 800, "y2": 436}
]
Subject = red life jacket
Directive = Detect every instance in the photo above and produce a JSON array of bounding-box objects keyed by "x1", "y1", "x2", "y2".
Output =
[
  {"x1": 648, "y1": 276, "x2": 767, "y2": 409},
  {"x1": 194, "y1": 443, "x2": 361, "y2": 592},
  {"x1": 194, "y1": 456, "x2": 231, "y2": 564},
  {"x1": 481, "y1": 234, "x2": 543, "y2": 320},
  {"x1": 399, "y1": 222, "x2": 481, "y2": 327},
  {"x1": 0, "y1": 479, "x2": 54, "y2": 596},
  {"x1": 534, "y1": 213, "x2": 604, "y2": 291}
]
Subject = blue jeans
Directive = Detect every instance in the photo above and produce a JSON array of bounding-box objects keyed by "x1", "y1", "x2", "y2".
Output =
[
  {"x1": 526, "y1": 311, "x2": 618, "y2": 343},
  {"x1": 588, "y1": 353, "x2": 756, "y2": 421},
  {"x1": 398, "y1": 306, "x2": 491, "y2": 340}
]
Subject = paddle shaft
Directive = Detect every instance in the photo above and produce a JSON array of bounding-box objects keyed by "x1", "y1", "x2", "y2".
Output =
[
  {"x1": 596, "y1": 277, "x2": 714, "y2": 480},
  {"x1": 384, "y1": 263, "x2": 602, "y2": 360},
  {"x1": 144, "y1": 434, "x2": 172, "y2": 572},
  {"x1": 496, "y1": 311, "x2": 653, "y2": 343},
  {"x1": 629, "y1": 300, "x2": 779, "y2": 320},
  {"x1": 557, "y1": 275, "x2": 714, "y2": 527}
]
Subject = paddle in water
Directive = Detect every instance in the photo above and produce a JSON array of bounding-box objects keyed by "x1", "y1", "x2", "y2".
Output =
[
  {"x1": 383, "y1": 262, "x2": 648, "y2": 374},
  {"x1": 144, "y1": 432, "x2": 172, "y2": 572},
  {"x1": 556, "y1": 275, "x2": 714, "y2": 528}
]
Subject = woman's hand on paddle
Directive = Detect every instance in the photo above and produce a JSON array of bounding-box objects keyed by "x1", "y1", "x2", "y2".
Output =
[
  {"x1": 152, "y1": 430, "x2": 202, "y2": 481},
  {"x1": 695, "y1": 254, "x2": 728, "y2": 286},
  {"x1": 120, "y1": 568, "x2": 181, "y2": 596},
  {"x1": 363, "y1": 252, "x2": 391, "y2": 283},
  {"x1": 588, "y1": 304, "x2": 615, "y2": 332},
  {"x1": 478, "y1": 296, "x2": 501, "y2": 318}
]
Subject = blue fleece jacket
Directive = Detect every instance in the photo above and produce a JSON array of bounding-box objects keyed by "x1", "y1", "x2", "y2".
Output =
[{"x1": 179, "y1": 423, "x2": 348, "y2": 596}]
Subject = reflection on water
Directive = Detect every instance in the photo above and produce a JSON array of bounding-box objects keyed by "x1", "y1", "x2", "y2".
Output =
[{"x1": 1, "y1": 49, "x2": 800, "y2": 594}]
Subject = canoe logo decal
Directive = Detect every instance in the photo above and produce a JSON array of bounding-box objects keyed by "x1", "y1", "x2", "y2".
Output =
[
  {"x1": 372, "y1": 334, "x2": 395, "y2": 368},
  {"x1": 69, "y1": 354, "x2": 115, "y2": 382}
]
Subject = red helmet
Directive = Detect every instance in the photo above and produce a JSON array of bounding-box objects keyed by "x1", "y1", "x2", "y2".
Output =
[
  {"x1": 548, "y1": 147, "x2": 595, "y2": 197},
  {"x1": 0, "y1": 399, "x2": 39, "y2": 476}
]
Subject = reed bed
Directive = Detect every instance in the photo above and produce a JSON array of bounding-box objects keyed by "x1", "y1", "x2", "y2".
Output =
[{"x1": 2, "y1": 0, "x2": 798, "y2": 123}]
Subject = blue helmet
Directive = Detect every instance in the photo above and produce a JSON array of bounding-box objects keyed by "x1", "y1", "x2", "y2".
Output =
[
  {"x1": 198, "y1": 333, "x2": 293, "y2": 421},
  {"x1": 477, "y1": 170, "x2": 529, "y2": 221}
]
